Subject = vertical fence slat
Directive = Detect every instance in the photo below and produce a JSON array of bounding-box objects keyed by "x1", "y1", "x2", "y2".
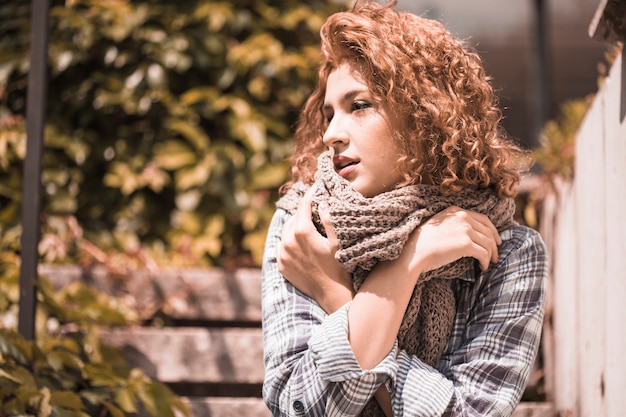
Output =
[
  {"x1": 18, "y1": 0, "x2": 50, "y2": 340},
  {"x1": 603, "y1": 52, "x2": 626, "y2": 417},
  {"x1": 575, "y1": 68, "x2": 608, "y2": 417},
  {"x1": 546, "y1": 179, "x2": 579, "y2": 414}
]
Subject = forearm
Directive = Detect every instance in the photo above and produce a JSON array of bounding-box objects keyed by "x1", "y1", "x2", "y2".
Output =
[
  {"x1": 263, "y1": 298, "x2": 398, "y2": 416},
  {"x1": 389, "y1": 226, "x2": 547, "y2": 417},
  {"x1": 262, "y1": 210, "x2": 399, "y2": 415},
  {"x1": 348, "y1": 255, "x2": 421, "y2": 370}
]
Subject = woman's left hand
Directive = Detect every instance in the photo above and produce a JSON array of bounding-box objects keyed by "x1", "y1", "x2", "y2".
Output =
[{"x1": 278, "y1": 189, "x2": 353, "y2": 313}]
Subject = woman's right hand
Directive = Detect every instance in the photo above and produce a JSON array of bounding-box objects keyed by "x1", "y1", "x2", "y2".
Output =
[
  {"x1": 278, "y1": 189, "x2": 354, "y2": 313},
  {"x1": 406, "y1": 205, "x2": 502, "y2": 273}
]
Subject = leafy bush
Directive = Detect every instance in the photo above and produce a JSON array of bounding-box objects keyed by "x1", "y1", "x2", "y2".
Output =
[
  {"x1": 0, "y1": 0, "x2": 341, "y2": 268},
  {"x1": 0, "y1": 258, "x2": 187, "y2": 417},
  {"x1": 533, "y1": 98, "x2": 591, "y2": 180}
]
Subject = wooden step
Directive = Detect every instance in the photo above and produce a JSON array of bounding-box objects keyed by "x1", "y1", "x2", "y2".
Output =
[
  {"x1": 100, "y1": 327, "x2": 263, "y2": 385},
  {"x1": 39, "y1": 265, "x2": 262, "y2": 322},
  {"x1": 40, "y1": 265, "x2": 553, "y2": 417}
]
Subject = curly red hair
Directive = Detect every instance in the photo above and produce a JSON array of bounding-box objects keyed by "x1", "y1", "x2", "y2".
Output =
[{"x1": 282, "y1": 0, "x2": 523, "y2": 198}]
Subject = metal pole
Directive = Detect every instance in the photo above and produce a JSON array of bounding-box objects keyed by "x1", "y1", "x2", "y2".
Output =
[
  {"x1": 532, "y1": 0, "x2": 550, "y2": 148},
  {"x1": 19, "y1": 0, "x2": 50, "y2": 340}
]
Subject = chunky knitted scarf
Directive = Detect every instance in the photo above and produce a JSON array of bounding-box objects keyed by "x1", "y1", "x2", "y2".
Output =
[{"x1": 276, "y1": 152, "x2": 516, "y2": 417}]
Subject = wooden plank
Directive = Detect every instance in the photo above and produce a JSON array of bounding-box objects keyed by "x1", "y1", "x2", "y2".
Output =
[
  {"x1": 575, "y1": 71, "x2": 608, "y2": 417},
  {"x1": 40, "y1": 265, "x2": 262, "y2": 322},
  {"x1": 602, "y1": 51, "x2": 626, "y2": 417},
  {"x1": 179, "y1": 397, "x2": 271, "y2": 417},
  {"x1": 100, "y1": 327, "x2": 264, "y2": 384},
  {"x1": 512, "y1": 402, "x2": 555, "y2": 417},
  {"x1": 549, "y1": 179, "x2": 579, "y2": 414}
]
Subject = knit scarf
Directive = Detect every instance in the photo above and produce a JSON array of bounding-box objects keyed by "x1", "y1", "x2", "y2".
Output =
[{"x1": 276, "y1": 152, "x2": 516, "y2": 417}]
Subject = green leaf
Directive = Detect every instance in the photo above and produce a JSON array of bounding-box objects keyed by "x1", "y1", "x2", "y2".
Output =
[
  {"x1": 37, "y1": 386, "x2": 52, "y2": 417},
  {"x1": 49, "y1": 390, "x2": 84, "y2": 410},
  {"x1": 165, "y1": 118, "x2": 211, "y2": 152},
  {"x1": 114, "y1": 386, "x2": 138, "y2": 413},
  {"x1": 0, "y1": 368, "x2": 22, "y2": 384},
  {"x1": 174, "y1": 154, "x2": 215, "y2": 190},
  {"x1": 83, "y1": 363, "x2": 123, "y2": 388},
  {"x1": 251, "y1": 161, "x2": 289, "y2": 188},
  {"x1": 179, "y1": 86, "x2": 219, "y2": 105},
  {"x1": 103, "y1": 401, "x2": 126, "y2": 417},
  {"x1": 0, "y1": 329, "x2": 30, "y2": 365},
  {"x1": 103, "y1": 162, "x2": 140, "y2": 195},
  {"x1": 50, "y1": 407, "x2": 91, "y2": 417},
  {"x1": 46, "y1": 350, "x2": 84, "y2": 373},
  {"x1": 153, "y1": 140, "x2": 197, "y2": 170}
]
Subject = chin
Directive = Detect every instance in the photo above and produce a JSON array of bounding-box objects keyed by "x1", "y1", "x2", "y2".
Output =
[{"x1": 354, "y1": 187, "x2": 376, "y2": 198}]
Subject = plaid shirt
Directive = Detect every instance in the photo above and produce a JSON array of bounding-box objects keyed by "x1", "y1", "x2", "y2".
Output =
[{"x1": 262, "y1": 209, "x2": 546, "y2": 417}]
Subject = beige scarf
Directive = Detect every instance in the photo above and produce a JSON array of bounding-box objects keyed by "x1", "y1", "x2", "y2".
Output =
[{"x1": 276, "y1": 152, "x2": 516, "y2": 416}]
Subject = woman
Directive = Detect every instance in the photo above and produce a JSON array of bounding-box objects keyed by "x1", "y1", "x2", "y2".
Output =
[{"x1": 261, "y1": 1, "x2": 547, "y2": 416}]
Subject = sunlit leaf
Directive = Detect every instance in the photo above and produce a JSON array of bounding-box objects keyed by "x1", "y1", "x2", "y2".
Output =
[
  {"x1": 251, "y1": 161, "x2": 289, "y2": 189},
  {"x1": 38, "y1": 386, "x2": 53, "y2": 417},
  {"x1": 46, "y1": 350, "x2": 84, "y2": 373},
  {"x1": 179, "y1": 86, "x2": 219, "y2": 105},
  {"x1": 114, "y1": 386, "x2": 138, "y2": 413},
  {"x1": 1, "y1": 0, "x2": 339, "y2": 268},
  {"x1": 102, "y1": 401, "x2": 126, "y2": 417},
  {"x1": 174, "y1": 153, "x2": 215, "y2": 190},
  {"x1": 165, "y1": 118, "x2": 211, "y2": 152},
  {"x1": 153, "y1": 140, "x2": 197, "y2": 170},
  {"x1": 49, "y1": 390, "x2": 84, "y2": 410}
]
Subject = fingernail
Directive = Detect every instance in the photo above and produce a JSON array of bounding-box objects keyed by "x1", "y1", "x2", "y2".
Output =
[{"x1": 318, "y1": 201, "x2": 329, "y2": 212}]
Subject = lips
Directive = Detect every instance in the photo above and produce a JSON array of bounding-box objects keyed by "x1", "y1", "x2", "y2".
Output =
[{"x1": 333, "y1": 155, "x2": 359, "y2": 178}]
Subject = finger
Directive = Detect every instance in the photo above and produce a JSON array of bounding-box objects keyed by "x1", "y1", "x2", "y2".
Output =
[
  {"x1": 291, "y1": 189, "x2": 315, "y2": 237},
  {"x1": 468, "y1": 229, "x2": 497, "y2": 270},
  {"x1": 469, "y1": 218, "x2": 499, "y2": 264},
  {"x1": 464, "y1": 211, "x2": 500, "y2": 262},
  {"x1": 469, "y1": 211, "x2": 501, "y2": 245},
  {"x1": 295, "y1": 188, "x2": 314, "y2": 219},
  {"x1": 318, "y1": 201, "x2": 339, "y2": 251}
]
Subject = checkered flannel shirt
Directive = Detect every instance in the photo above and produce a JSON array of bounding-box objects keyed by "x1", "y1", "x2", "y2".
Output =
[{"x1": 262, "y1": 209, "x2": 546, "y2": 417}]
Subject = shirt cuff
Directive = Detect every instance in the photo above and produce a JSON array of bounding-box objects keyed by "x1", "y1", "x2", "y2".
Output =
[
  {"x1": 308, "y1": 302, "x2": 399, "y2": 383},
  {"x1": 394, "y1": 350, "x2": 455, "y2": 416}
]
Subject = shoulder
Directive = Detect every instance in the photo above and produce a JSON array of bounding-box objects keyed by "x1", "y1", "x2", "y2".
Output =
[
  {"x1": 263, "y1": 209, "x2": 291, "y2": 260},
  {"x1": 498, "y1": 224, "x2": 547, "y2": 266},
  {"x1": 480, "y1": 224, "x2": 548, "y2": 299},
  {"x1": 268, "y1": 208, "x2": 291, "y2": 232}
]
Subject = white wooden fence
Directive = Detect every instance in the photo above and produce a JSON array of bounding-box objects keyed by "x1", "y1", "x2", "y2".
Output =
[{"x1": 540, "y1": 48, "x2": 625, "y2": 417}]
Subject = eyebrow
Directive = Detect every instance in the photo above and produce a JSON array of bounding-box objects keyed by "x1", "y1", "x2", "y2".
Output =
[{"x1": 323, "y1": 88, "x2": 369, "y2": 111}]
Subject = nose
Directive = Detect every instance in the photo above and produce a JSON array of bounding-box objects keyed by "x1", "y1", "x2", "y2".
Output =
[{"x1": 322, "y1": 114, "x2": 349, "y2": 149}]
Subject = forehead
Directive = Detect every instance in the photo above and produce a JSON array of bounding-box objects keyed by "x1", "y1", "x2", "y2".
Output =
[{"x1": 324, "y1": 63, "x2": 369, "y2": 104}]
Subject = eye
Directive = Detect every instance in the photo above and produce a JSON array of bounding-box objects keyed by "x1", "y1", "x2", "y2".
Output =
[
  {"x1": 351, "y1": 100, "x2": 372, "y2": 112},
  {"x1": 324, "y1": 111, "x2": 334, "y2": 124}
]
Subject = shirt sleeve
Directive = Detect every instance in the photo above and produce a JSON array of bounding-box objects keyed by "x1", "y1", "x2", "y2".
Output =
[
  {"x1": 261, "y1": 209, "x2": 399, "y2": 417},
  {"x1": 392, "y1": 226, "x2": 547, "y2": 417}
]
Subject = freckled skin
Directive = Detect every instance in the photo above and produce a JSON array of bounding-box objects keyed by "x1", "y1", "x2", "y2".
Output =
[{"x1": 322, "y1": 63, "x2": 404, "y2": 198}]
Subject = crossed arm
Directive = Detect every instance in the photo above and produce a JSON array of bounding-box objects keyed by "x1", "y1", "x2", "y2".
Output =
[{"x1": 261, "y1": 193, "x2": 546, "y2": 416}]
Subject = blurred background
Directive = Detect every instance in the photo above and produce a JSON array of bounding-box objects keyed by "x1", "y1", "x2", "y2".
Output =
[
  {"x1": 0, "y1": 1, "x2": 623, "y2": 416},
  {"x1": 0, "y1": 0, "x2": 612, "y2": 272},
  {"x1": 398, "y1": 0, "x2": 609, "y2": 149}
]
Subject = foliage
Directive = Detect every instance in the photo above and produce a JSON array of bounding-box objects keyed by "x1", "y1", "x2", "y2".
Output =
[
  {"x1": 0, "y1": 327, "x2": 189, "y2": 417},
  {"x1": 532, "y1": 98, "x2": 592, "y2": 180},
  {"x1": 0, "y1": 0, "x2": 342, "y2": 268},
  {"x1": 532, "y1": 42, "x2": 622, "y2": 181},
  {"x1": 602, "y1": 0, "x2": 626, "y2": 40},
  {"x1": 0, "y1": 256, "x2": 188, "y2": 417}
]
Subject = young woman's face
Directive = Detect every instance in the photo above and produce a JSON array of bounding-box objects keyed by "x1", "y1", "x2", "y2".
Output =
[{"x1": 322, "y1": 63, "x2": 404, "y2": 198}]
